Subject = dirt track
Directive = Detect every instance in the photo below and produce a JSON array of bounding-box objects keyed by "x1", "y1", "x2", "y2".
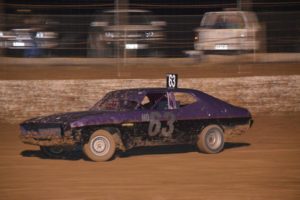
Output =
[
  {"x1": 0, "y1": 59, "x2": 299, "y2": 199},
  {"x1": 0, "y1": 114, "x2": 299, "y2": 200},
  {"x1": 1, "y1": 62, "x2": 300, "y2": 80}
]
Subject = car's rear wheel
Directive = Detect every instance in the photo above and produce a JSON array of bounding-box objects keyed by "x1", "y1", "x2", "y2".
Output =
[
  {"x1": 83, "y1": 129, "x2": 116, "y2": 162},
  {"x1": 197, "y1": 125, "x2": 224, "y2": 154},
  {"x1": 40, "y1": 145, "x2": 66, "y2": 158}
]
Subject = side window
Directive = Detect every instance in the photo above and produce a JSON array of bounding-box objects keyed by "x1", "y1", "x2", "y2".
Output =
[
  {"x1": 152, "y1": 94, "x2": 169, "y2": 110},
  {"x1": 174, "y1": 92, "x2": 197, "y2": 108},
  {"x1": 140, "y1": 95, "x2": 151, "y2": 109},
  {"x1": 140, "y1": 93, "x2": 170, "y2": 110}
]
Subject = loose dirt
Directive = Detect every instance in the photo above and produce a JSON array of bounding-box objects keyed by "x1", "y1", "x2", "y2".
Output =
[
  {"x1": 0, "y1": 114, "x2": 299, "y2": 200},
  {"x1": 0, "y1": 61, "x2": 299, "y2": 80}
]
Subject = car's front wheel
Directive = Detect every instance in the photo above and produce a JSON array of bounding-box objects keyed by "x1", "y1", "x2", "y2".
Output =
[
  {"x1": 40, "y1": 145, "x2": 66, "y2": 158},
  {"x1": 197, "y1": 125, "x2": 224, "y2": 154},
  {"x1": 83, "y1": 129, "x2": 116, "y2": 162}
]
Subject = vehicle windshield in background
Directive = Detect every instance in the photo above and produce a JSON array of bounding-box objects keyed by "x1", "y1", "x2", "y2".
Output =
[
  {"x1": 201, "y1": 13, "x2": 245, "y2": 29},
  {"x1": 100, "y1": 10, "x2": 152, "y2": 26}
]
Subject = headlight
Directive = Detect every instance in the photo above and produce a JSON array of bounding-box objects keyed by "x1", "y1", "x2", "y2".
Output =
[
  {"x1": 36, "y1": 32, "x2": 44, "y2": 38},
  {"x1": 35, "y1": 32, "x2": 57, "y2": 39},
  {"x1": 145, "y1": 31, "x2": 154, "y2": 38},
  {"x1": 194, "y1": 32, "x2": 199, "y2": 41},
  {"x1": 0, "y1": 31, "x2": 15, "y2": 39},
  {"x1": 105, "y1": 32, "x2": 114, "y2": 38}
]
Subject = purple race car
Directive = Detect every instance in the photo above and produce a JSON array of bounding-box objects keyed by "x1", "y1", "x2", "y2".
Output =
[{"x1": 20, "y1": 88, "x2": 253, "y2": 161}]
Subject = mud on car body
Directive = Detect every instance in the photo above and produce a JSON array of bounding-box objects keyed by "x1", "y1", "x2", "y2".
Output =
[{"x1": 20, "y1": 88, "x2": 253, "y2": 161}]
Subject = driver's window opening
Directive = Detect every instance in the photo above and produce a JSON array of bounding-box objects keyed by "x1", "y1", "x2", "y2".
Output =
[
  {"x1": 141, "y1": 95, "x2": 150, "y2": 106},
  {"x1": 140, "y1": 93, "x2": 170, "y2": 110},
  {"x1": 153, "y1": 94, "x2": 168, "y2": 110}
]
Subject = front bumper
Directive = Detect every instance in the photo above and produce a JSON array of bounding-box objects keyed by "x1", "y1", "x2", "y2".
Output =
[
  {"x1": 7, "y1": 40, "x2": 58, "y2": 49},
  {"x1": 194, "y1": 42, "x2": 259, "y2": 51},
  {"x1": 20, "y1": 126, "x2": 75, "y2": 146}
]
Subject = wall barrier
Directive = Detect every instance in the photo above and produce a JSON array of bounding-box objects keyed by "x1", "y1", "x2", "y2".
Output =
[{"x1": 0, "y1": 75, "x2": 299, "y2": 123}]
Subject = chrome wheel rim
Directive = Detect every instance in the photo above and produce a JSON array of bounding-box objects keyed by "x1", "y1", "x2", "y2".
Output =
[
  {"x1": 206, "y1": 128, "x2": 222, "y2": 150},
  {"x1": 90, "y1": 136, "x2": 110, "y2": 156}
]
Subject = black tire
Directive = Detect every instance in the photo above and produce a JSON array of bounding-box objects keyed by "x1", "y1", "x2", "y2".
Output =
[
  {"x1": 40, "y1": 145, "x2": 66, "y2": 158},
  {"x1": 83, "y1": 129, "x2": 116, "y2": 162},
  {"x1": 197, "y1": 125, "x2": 224, "y2": 154}
]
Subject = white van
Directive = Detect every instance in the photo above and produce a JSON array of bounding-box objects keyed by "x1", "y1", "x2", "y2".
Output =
[{"x1": 194, "y1": 11, "x2": 263, "y2": 54}]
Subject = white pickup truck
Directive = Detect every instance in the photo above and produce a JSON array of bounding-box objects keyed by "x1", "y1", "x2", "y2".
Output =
[{"x1": 194, "y1": 11, "x2": 264, "y2": 54}]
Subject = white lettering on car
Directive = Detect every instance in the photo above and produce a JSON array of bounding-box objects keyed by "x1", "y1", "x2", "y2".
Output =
[{"x1": 148, "y1": 112, "x2": 176, "y2": 137}]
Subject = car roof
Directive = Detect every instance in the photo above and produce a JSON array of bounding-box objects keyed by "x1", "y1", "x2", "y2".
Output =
[
  {"x1": 104, "y1": 9, "x2": 151, "y2": 14},
  {"x1": 204, "y1": 11, "x2": 252, "y2": 15}
]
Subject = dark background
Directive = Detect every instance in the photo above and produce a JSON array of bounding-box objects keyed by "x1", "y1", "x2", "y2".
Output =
[{"x1": 1, "y1": 0, "x2": 300, "y2": 56}]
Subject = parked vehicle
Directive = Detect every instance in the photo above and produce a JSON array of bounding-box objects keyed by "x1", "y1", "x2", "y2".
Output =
[
  {"x1": 3, "y1": 15, "x2": 58, "y2": 57},
  {"x1": 88, "y1": 9, "x2": 166, "y2": 57},
  {"x1": 20, "y1": 87, "x2": 253, "y2": 161},
  {"x1": 0, "y1": 31, "x2": 14, "y2": 49},
  {"x1": 194, "y1": 11, "x2": 264, "y2": 54},
  {"x1": 5, "y1": 28, "x2": 57, "y2": 57}
]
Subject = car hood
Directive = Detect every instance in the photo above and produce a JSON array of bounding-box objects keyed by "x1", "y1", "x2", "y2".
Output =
[
  {"x1": 105, "y1": 25, "x2": 161, "y2": 32},
  {"x1": 22, "y1": 111, "x2": 104, "y2": 125}
]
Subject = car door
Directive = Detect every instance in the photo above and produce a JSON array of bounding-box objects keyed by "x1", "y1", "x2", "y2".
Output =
[
  {"x1": 171, "y1": 91, "x2": 203, "y2": 144},
  {"x1": 134, "y1": 91, "x2": 178, "y2": 144}
]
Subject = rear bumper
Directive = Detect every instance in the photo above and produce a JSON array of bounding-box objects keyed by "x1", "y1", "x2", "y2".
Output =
[
  {"x1": 224, "y1": 118, "x2": 253, "y2": 138},
  {"x1": 194, "y1": 42, "x2": 260, "y2": 51}
]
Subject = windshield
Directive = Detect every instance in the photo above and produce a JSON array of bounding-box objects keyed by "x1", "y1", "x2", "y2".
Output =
[
  {"x1": 201, "y1": 13, "x2": 245, "y2": 29},
  {"x1": 98, "y1": 12, "x2": 152, "y2": 26},
  {"x1": 90, "y1": 90, "x2": 143, "y2": 111}
]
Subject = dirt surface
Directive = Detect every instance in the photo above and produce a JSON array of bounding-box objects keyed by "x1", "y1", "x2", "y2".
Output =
[
  {"x1": 1, "y1": 62, "x2": 300, "y2": 80},
  {"x1": 1, "y1": 58, "x2": 299, "y2": 199},
  {"x1": 0, "y1": 114, "x2": 299, "y2": 200}
]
